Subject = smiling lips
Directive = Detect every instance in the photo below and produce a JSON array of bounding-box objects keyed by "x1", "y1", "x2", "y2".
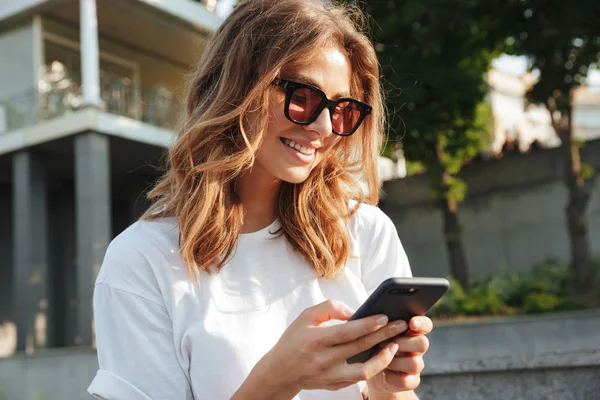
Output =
[{"x1": 281, "y1": 138, "x2": 316, "y2": 156}]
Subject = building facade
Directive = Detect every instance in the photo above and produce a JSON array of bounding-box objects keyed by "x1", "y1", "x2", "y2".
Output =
[
  {"x1": 488, "y1": 55, "x2": 600, "y2": 153},
  {"x1": 0, "y1": 0, "x2": 229, "y2": 357}
]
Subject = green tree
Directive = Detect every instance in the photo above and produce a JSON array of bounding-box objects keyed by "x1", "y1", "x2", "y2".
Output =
[
  {"x1": 363, "y1": 0, "x2": 500, "y2": 288},
  {"x1": 501, "y1": 0, "x2": 600, "y2": 306}
]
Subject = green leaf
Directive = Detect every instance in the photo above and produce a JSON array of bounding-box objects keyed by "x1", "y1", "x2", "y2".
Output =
[{"x1": 582, "y1": 163, "x2": 595, "y2": 180}]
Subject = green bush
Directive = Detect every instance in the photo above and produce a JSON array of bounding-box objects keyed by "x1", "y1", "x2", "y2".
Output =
[
  {"x1": 429, "y1": 258, "x2": 599, "y2": 319},
  {"x1": 461, "y1": 285, "x2": 508, "y2": 316},
  {"x1": 430, "y1": 277, "x2": 516, "y2": 318},
  {"x1": 522, "y1": 292, "x2": 561, "y2": 314},
  {"x1": 428, "y1": 277, "x2": 468, "y2": 318}
]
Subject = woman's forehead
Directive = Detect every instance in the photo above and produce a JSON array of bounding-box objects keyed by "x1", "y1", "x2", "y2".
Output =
[{"x1": 280, "y1": 47, "x2": 352, "y2": 94}]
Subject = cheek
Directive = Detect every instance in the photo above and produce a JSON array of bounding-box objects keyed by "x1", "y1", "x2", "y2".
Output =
[
  {"x1": 268, "y1": 91, "x2": 288, "y2": 125},
  {"x1": 265, "y1": 101, "x2": 294, "y2": 141},
  {"x1": 314, "y1": 136, "x2": 342, "y2": 165}
]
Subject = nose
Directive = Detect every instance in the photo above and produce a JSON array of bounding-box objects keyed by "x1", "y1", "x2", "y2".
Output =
[{"x1": 305, "y1": 107, "x2": 333, "y2": 138}]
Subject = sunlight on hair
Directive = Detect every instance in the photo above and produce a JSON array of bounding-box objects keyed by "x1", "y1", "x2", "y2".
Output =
[{"x1": 142, "y1": 0, "x2": 384, "y2": 279}]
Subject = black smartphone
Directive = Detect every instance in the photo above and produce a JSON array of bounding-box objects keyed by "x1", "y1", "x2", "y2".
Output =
[{"x1": 346, "y1": 277, "x2": 450, "y2": 364}]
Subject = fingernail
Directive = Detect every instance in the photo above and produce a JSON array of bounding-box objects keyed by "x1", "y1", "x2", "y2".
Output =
[
  {"x1": 412, "y1": 319, "x2": 422, "y2": 329},
  {"x1": 394, "y1": 321, "x2": 408, "y2": 332},
  {"x1": 376, "y1": 315, "x2": 389, "y2": 325},
  {"x1": 388, "y1": 343, "x2": 399, "y2": 355},
  {"x1": 344, "y1": 306, "x2": 355, "y2": 316}
]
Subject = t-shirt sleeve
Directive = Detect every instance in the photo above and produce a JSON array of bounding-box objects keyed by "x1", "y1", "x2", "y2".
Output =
[
  {"x1": 88, "y1": 235, "x2": 193, "y2": 400},
  {"x1": 358, "y1": 205, "x2": 412, "y2": 295}
]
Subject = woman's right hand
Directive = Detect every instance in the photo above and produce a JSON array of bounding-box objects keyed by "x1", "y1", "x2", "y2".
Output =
[{"x1": 250, "y1": 299, "x2": 408, "y2": 396}]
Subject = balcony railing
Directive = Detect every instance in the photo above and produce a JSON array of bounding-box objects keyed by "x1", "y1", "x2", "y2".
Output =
[{"x1": 0, "y1": 61, "x2": 181, "y2": 133}]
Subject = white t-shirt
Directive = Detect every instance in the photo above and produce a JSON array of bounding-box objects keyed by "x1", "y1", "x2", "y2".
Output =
[{"x1": 88, "y1": 203, "x2": 412, "y2": 400}]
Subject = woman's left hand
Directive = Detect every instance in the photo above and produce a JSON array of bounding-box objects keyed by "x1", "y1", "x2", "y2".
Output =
[{"x1": 365, "y1": 316, "x2": 432, "y2": 395}]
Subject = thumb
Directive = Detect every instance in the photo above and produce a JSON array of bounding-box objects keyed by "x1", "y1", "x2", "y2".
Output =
[{"x1": 303, "y1": 299, "x2": 355, "y2": 326}]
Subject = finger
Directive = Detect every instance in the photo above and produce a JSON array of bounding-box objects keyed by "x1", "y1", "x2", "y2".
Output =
[
  {"x1": 317, "y1": 314, "x2": 389, "y2": 345},
  {"x1": 389, "y1": 335, "x2": 429, "y2": 355},
  {"x1": 342, "y1": 342, "x2": 399, "y2": 382},
  {"x1": 407, "y1": 316, "x2": 433, "y2": 335},
  {"x1": 302, "y1": 299, "x2": 355, "y2": 326},
  {"x1": 385, "y1": 355, "x2": 424, "y2": 375},
  {"x1": 382, "y1": 370, "x2": 421, "y2": 392},
  {"x1": 336, "y1": 319, "x2": 408, "y2": 360}
]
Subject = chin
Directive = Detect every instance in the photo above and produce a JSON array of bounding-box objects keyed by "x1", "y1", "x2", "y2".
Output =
[
  {"x1": 280, "y1": 174, "x2": 310, "y2": 185},
  {"x1": 277, "y1": 169, "x2": 313, "y2": 184}
]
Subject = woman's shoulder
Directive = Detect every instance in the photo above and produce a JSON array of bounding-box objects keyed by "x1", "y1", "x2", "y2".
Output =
[
  {"x1": 105, "y1": 217, "x2": 179, "y2": 259},
  {"x1": 348, "y1": 203, "x2": 411, "y2": 286},
  {"x1": 348, "y1": 201, "x2": 396, "y2": 237},
  {"x1": 95, "y1": 217, "x2": 180, "y2": 299}
]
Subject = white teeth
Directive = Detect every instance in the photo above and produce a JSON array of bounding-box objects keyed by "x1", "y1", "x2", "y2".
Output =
[{"x1": 283, "y1": 139, "x2": 315, "y2": 156}]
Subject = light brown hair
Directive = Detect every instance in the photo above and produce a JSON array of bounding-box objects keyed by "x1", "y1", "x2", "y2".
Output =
[{"x1": 143, "y1": 0, "x2": 384, "y2": 278}]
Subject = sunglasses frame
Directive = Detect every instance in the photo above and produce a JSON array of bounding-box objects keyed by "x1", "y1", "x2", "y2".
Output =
[{"x1": 271, "y1": 78, "x2": 372, "y2": 136}]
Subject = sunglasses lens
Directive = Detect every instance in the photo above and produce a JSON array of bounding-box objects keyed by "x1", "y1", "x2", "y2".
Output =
[
  {"x1": 332, "y1": 101, "x2": 362, "y2": 135},
  {"x1": 282, "y1": 81, "x2": 367, "y2": 135},
  {"x1": 288, "y1": 87, "x2": 323, "y2": 123}
]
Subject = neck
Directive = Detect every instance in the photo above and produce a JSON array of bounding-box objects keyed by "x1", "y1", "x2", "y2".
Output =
[{"x1": 236, "y1": 169, "x2": 282, "y2": 233}]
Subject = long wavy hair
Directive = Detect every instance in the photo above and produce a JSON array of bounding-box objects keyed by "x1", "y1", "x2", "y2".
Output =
[{"x1": 143, "y1": 0, "x2": 385, "y2": 278}]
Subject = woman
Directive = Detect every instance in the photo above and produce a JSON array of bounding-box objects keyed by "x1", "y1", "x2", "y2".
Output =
[{"x1": 88, "y1": 0, "x2": 432, "y2": 399}]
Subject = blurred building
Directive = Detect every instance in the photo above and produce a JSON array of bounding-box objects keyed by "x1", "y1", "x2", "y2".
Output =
[
  {"x1": 385, "y1": 56, "x2": 600, "y2": 183},
  {"x1": 488, "y1": 55, "x2": 600, "y2": 153},
  {"x1": 0, "y1": 0, "x2": 230, "y2": 357}
]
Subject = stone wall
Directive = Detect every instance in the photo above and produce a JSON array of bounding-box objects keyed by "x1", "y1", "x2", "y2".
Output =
[
  {"x1": 417, "y1": 310, "x2": 600, "y2": 399},
  {"x1": 381, "y1": 140, "x2": 600, "y2": 278}
]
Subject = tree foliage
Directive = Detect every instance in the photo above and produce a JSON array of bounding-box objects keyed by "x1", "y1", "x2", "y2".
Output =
[
  {"x1": 503, "y1": 0, "x2": 600, "y2": 111},
  {"x1": 364, "y1": 1, "x2": 499, "y2": 175},
  {"x1": 498, "y1": 0, "x2": 600, "y2": 305},
  {"x1": 361, "y1": 0, "x2": 503, "y2": 286}
]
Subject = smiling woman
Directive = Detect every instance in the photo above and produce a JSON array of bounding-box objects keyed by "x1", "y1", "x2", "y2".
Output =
[
  {"x1": 255, "y1": 50, "x2": 365, "y2": 184},
  {"x1": 88, "y1": 1, "x2": 431, "y2": 400}
]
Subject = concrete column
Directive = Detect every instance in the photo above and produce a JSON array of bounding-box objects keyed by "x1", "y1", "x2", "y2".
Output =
[
  {"x1": 48, "y1": 186, "x2": 76, "y2": 347},
  {"x1": 74, "y1": 132, "x2": 111, "y2": 346},
  {"x1": 12, "y1": 151, "x2": 49, "y2": 353},
  {"x1": 79, "y1": 0, "x2": 104, "y2": 108}
]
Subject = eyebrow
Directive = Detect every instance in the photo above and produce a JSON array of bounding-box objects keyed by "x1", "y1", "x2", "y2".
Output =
[{"x1": 284, "y1": 73, "x2": 351, "y2": 99}]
